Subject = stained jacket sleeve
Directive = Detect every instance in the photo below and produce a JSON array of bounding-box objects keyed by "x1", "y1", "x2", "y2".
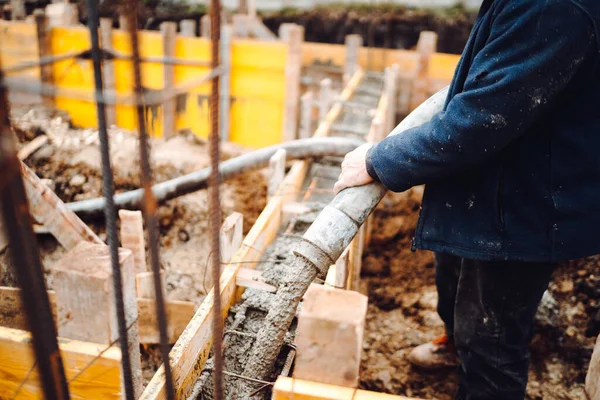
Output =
[{"x1": 366, "y1": 0, "x2": 597, "y2": 192}]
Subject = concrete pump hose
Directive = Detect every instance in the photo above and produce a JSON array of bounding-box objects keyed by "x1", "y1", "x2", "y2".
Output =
[
  {"x1": 66, "y1": 137, "x2": 365, "y2": 219},
  {"x1": 236, "y1": 87, "x2": 449, "y2": 397}
]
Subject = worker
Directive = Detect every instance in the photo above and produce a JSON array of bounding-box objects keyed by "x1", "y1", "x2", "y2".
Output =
[{"x1": 334, "y1": 0, "x2": 600, "y2": 398}]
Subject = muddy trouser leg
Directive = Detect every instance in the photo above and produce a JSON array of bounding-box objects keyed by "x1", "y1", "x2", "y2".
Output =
[
  {"x1": 434, "y1": 252, "x2": 463, "y2": 341},
  {"x1": 453, "y1": 258, "x2": 556, "y2": 400}
]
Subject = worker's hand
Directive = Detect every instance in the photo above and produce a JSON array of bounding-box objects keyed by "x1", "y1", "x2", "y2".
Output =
[{"x1": 334, "y1": 143, "x2": 374, "y2": 194}]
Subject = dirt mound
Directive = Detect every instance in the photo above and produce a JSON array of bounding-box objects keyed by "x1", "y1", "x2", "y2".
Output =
[
  {"x1": 360, "y1": 188, "x2": 596, "y2": 399},
  {"x1": 262, "y1": 5, "x2": 475, "y2": 55}
]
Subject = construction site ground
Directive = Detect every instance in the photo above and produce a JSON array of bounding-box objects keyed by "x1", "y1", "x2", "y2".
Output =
[{"x1": 3, "y1": 106, "x2": 598, "y2": 399}]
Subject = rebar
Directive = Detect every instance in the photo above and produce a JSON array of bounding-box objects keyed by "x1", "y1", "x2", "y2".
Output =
[
  {"x1": 124, "y1": 1, "x2": 175, "y2": 398},
  {"x1": 0, "y1": 62, "x2": 70, "y2": 400},
  {"x1": 209, "y1": 0, "x2": 224, "y2": 396},
  {"x1": 83, "y1": 1, "x2": 135, "y2": 398}
]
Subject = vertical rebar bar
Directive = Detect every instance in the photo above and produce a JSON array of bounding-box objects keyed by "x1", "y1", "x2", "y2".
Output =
[
  {"x1": 124, "y1": 1, "x2": 175, "y2": 399},
  {"x1": 83, "y1": 2, "x2": 135, "y2": 399},
  {"x1": 0, "y1": 65, "x2": 70, "y2": 400},
  {"x1": 209, "y1": 0, "x2": 224, "y2": 398}
]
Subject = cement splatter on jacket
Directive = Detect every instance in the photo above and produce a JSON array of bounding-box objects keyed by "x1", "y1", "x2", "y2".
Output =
[{"x1": 366, "y1": 0, "x2": 600, "y2": 261}]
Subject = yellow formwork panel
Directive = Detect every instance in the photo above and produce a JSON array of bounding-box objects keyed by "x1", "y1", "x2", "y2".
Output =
[
  {"x1": 0, "y1": 21, "x2": 40, "y2": 79},
  {"x1": 51, "y1": 26, "x2": 96, "y2": 129},
  {"x1": 428, "y1": 52, "x2": 460, "y2": 81},
  {"x1": 174, "y1": 36, "x2": 212, "y2": 138},
  {"x1": 229, "y1": 39, "x2": 287, "y2": 148},
  {"x1": 112, "y1": 29, "x2": 165, "y2": 136}
]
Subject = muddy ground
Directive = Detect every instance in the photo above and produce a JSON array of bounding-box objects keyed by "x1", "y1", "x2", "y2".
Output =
[
  {"x1": 360, "y1": 188, "x2": 598, "y2": 400},
  {"x1": 3, "y1": 104, "x2": 597, "y2": 398}
]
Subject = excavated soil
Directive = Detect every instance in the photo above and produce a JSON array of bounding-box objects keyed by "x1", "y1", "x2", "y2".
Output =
[
  {"x1": 360, "y1": 188, "x2": 597, "y2": 400},
  {"x1": 5, "y1": 105, "x2": 268, "y2": 384}
]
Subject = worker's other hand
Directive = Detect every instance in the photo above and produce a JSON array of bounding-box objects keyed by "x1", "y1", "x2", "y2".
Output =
[{"x1": 333, "y1": 143, "x2": 374, "y2": 194}]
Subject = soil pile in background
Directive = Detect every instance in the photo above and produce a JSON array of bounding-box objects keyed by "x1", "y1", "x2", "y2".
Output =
[
  {"x1": 262, "y1": 5, "x2": 475, "y2": 54},
  {"x1": 360, "y1": 188, "x2": 597, "y2": 399}
]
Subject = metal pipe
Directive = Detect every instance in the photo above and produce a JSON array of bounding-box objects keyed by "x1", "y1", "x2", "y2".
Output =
[
  {"x1": 124, "y1": 1, "x2": 175, "y2": 399},
  {"x1": 0, "y1": 60, "x2": 71, "y2": 400},
  {"x1": 67, "y1": 137, "x2": 365, "y2": 218},
  {"x1": 83, "y1": 1, "x2": 135, "y2": 398}
]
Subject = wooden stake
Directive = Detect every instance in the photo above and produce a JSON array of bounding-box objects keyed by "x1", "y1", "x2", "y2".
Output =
[
  {"x1": 10, "y1": 0, "x2": 25, "y2": 20},
  {"x1": 412, "y1": 31, "x2": 438, "y2": 110},
  {"x1": 220, "y1": 211, "x2": 243, "y2": 265},
  {"x1": 335, "y1": 247, "x2": 350, "y2": 289},
  {"x1": 119, "y1": 15, "x2": 129, "y2": 32},
  {"x1": 384, "y1": 65, "x2": 399, "y2": 133},
  {"x1": 348, "y1": 224, "x2": 365, "y2": 291},
  {"x1": 135, "y1": 271, "x2": 166, "y2": 300},
  {"x1": 200, "y1": 14, "x2": 211, "y2": 38},
  {"x1": 53, "y1": 242, "x2": 142, "y2": 396},
  {"x1": 318, "y1": 78, "x2": 332, "y2": 123},
  {"x1": 119, "y1": 210, "x2": 147, "y2": 274},
  {"x1": 293, "y1": 285, "x2": 368, "y2": 388},
  {"x1": 180, "y1": 19, "x2": 197, "y2": 37},
  {"x1": 161, "y1": 22, "x2": 177, "y2": 138},
  {"x1": 100, "y1": 18, "x2": 117, "y2": 127},
  {"x1": 268, "y1": 148, "x2": 287, "y2": 200},
  {"x1": 232, "y1": 14, "x2": 249, "y2": 38},
  {"x1": 35, "y1": 9, "x2": 54, "y2": 107},
  {"x1": 45, "y1": 2, "x2": 78, "y2": 26},
  {"x1": 279, "y1": 23, "x2": 304, "y2": 142},
  {"x1": 344, "y1": 34, "x2": 362, "y2": 85},
  {"x1": 299, "y1": 91, "x2": 313, "y2": 139}
]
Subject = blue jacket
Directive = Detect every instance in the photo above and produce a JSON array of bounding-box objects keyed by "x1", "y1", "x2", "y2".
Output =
[{"x1": 366, "y1": 0, "x2": 600, "y2": 261}]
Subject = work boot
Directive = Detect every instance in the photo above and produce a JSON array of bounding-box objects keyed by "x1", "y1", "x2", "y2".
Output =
[{"x1": 407, "y1": 334, "x2": 459, "y2": 369}]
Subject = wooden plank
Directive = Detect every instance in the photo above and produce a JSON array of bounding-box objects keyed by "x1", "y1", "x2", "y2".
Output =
[
  {"x1": 53, "y1": 242, "x2": 142, "y2": 396},
  {"x1": 21, "y1": 161, "x2": 103, "y2": 250},
  {"x1": 280, "y1": 23, "x2": 304, "y2": 142},
  {"x1": 236, "y1": 268, "x2": 276, "y2": 293},
  {"x1": 0, "y1": 326, "x2": 122, "y2": 399},
  {"x1": 220, "y1": 212, "x2": 243, "y2": 265},
  {"x1": 294, "y1": 285, "x2": 368, "y2": 388},
  {"x1": 140, "y1": 196, "x2": 283, "y2": 400},
  {"x1": 161, "y1": 22, "x2": 177, "y2": 138},
  {"x1": 268, "y1": 148, "x2": 287, "y2": 200},
  {"x1": 137, "y1": 298, "x2": 196, "y2": 344},
  {"x1": 232, "y1": 14, "x2": 250, "y2": 38},
  {"x1": 34, "y1": 9, "x2": 53, "y2": 106},
  {"x1": 119, "y1": 209, "x2": 147, "y2": 274},
  {"x1": 273, "y1": 377, "x2": 421, "y2": 400},
  {"x1": 100, "y1": 18, "x2": 117, "y2": 127}
]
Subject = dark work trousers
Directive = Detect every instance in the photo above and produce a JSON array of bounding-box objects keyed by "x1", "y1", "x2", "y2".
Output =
[{"x1": 434, "y1": 253, "x2": 556, "y2": 400}]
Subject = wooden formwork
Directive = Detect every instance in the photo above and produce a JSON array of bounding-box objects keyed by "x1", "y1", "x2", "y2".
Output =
[{"x1": 140, "y1": 67, "x2": 416, "y2": 400}]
